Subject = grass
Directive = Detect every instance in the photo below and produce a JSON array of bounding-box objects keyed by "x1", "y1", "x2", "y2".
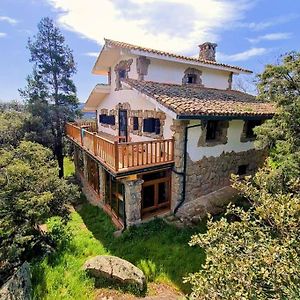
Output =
[
  {"x1": 31, "y1": 203, "x2": 206, "y2": 299},
  {"x1": 63, "y1": 157, "x2": 75, "y2": 178}
]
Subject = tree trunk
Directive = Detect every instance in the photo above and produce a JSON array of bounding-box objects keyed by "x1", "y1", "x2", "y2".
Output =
[
  {"x1": 57, "y1": 148, "x2": 64, "y2": 178},
  {"x1": 55, "y1": 131, "x2": 64, "y2": 178}
]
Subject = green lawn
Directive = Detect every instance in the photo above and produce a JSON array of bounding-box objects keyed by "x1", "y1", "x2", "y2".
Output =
[
  {"x1": 63, "y1": 157, "x2": 75, "y2": 178},
  {"x1": 31, "y1": 203, "x2": 206, "y2": 299}
]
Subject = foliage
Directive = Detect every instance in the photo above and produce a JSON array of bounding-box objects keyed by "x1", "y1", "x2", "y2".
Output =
[
  {"x1": 185, "y1": 52, "x2": 300, "y2": 299},
  {"x1": 46, "y1": 217, "x2": 72, "y2": 252},
  {"x1": 255, "y1": 51, "x2": 300, "y2": 183},
  {"x1": 0, "y1": 141, "x2": 79, "y2": 284},
  {"x1": 0, "y1": 110, "x2": 30, "y2": 147},
  {"x1": 0, "y1": 100, "x2": 25, "y2": 112},
  {"x1": 32, "y1": 202, "x2": 206, "y2": 299},
  {"x1": 20, "y1": 17, "x2": 80, "y2": 178}
]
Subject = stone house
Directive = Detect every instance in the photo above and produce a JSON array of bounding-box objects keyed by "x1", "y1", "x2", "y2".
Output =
[{"x1": 66, "y1": 38, "x2": 275, "y2": 228}]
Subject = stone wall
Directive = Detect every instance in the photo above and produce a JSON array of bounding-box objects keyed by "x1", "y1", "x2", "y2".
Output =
[
  {"x1": 170, "y1": 119, "x2": 188, "y2": 210},
  {"x1": 122, "y1": 178, "x2": 144, "y2": 226},
  {"x1": 185, "y1": 148, "x2": 267, "y2": 203}
]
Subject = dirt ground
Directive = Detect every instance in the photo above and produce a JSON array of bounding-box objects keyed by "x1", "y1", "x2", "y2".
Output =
[{"x1": 95, "y1": 282, "x2": 186, "y2": 300}]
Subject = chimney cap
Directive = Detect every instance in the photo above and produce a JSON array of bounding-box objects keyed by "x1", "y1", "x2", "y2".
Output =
[
  {"x1": 198, "y1": 42, "x2": 218, "y2": 48},
  {"x1": 198, "y1": 42, "x2": 218, "y2": 62}
]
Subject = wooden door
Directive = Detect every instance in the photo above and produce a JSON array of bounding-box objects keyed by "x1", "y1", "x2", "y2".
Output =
[{"x1": 118, "y1": 109, "x2": 128, "y2": 142}]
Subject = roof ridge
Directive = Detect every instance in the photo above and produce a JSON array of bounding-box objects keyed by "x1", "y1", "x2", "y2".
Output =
[{"x1": 104, "y1": 38, "x2": 252, "y2": 74}]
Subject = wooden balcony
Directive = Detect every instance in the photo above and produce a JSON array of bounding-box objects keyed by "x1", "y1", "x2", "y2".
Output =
[{"x1": 65, "y1": 122, "x2": 174, "y2": 175}]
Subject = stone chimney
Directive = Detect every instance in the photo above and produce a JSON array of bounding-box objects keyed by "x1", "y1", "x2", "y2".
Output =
[{"x1": 198, "y1": 42, "x2": 217, "y2": 62}]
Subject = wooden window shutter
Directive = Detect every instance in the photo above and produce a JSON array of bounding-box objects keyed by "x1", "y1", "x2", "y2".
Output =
[{"x1": 155, "y1": 118, "x2": 160, "y2": 134}]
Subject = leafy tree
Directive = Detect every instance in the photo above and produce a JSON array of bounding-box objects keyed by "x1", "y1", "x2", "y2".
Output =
[
  {"x1": 0, "y1": 141, "x2": 78, "y2": 284},
  {"x1": 185, "y1": 52, "x2": 300, "y2": 299},
  {"x1": 255, "y1": 51, "x2": 300, "y2": 183},
  {"x1": 20, "y1": 17, "x2": 79, "y2": 178}
]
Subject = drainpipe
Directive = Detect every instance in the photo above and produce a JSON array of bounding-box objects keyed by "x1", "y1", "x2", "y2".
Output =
[{"x1": 174, "y1": 122, "x2": 203, "y2": 214}]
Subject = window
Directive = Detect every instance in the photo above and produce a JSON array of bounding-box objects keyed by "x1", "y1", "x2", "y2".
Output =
[
  {"x1": 245, "y1": 120, "x2": 262, "y2": 139},
  {"x1": 119, "y1": 69, "x2": 126, "y2": 80},
  {"x1": 187, "y1": 74, "x2": 197, "y2": 84},
  {"x1": 133, "y1": 117, "x2": 139, "y2": 130},
  {"x1": 143, "y1": 118, "x2": 160, "y2": 134},
  {"x1": 206, "y1": 120, "x2": 218, "y2": 141},
  {"x1": 99, "y1": 114, "x2": 115, "y2": 125},
  {"x1": 237, "y1": 164, "x2": 248, "y2": 176}
]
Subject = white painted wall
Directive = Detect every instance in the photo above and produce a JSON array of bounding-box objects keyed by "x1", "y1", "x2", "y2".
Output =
[
  {"x1": 187, "y1": 120, "x2": 255, "y2": 161},
  {"x1": 96, "y1": 88, "x2": 173, "y2": 142},
  {"x1": 145, "y1": 58, "x2": 230, "y2": 89}
]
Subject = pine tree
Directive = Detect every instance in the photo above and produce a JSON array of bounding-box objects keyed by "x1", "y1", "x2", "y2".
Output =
[{"x1": 20, "y1": 17, "x2": 79, "y2": 177}]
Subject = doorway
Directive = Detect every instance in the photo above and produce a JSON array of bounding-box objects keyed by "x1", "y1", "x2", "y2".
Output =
[
  {"x1": 118, "y1": 109, "x2": 128, "y2": 142},
  {"x1": 105, "y1": 172, "x2": 125, "y2": 222},
  {"x1": 86, "y1": 155, "x2": 100, "y2": 194},
  {"x1": 141, "y1": 170, "x2": 171, "y2": 218}
]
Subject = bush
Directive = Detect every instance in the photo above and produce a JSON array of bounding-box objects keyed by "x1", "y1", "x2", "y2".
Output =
[{"x1": 0, "y1": 141, "x2": 79, "y2": 284}]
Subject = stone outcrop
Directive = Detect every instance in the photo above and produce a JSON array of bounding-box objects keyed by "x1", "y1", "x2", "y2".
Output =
[
  {"x1": 0, "y1": 262, "x2": 31, "y2": 300},
  {"x1": 176, "y1": 186, "x2": 239, "y2": 223},
  {"x1": 83, "y1": 255, "x2": 146, "y2": 291}
]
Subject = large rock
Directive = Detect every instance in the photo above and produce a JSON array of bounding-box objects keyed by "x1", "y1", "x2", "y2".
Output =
[
  {"x1": 0, "y1": 262, "x2": 31, "y2": 300},
  {"x1": 83, "y1": 255, "x2": 146, "y2": 291}
]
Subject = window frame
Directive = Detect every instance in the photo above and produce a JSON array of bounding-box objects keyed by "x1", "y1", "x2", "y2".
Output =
[
  {"x1": 206, "y1": 120, "x2": 218, "y2": 141},
  {"x1": 143, "y1": 117, "x2": 161, "y2": 134}
]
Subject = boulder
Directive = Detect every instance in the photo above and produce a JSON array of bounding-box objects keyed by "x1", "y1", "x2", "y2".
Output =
[
  {"x1": 0, "y1": 262, "x2": 31, "y2": 300},
  {"x1": 83, "y1": 255, "x2": 146, "y2": 291}
]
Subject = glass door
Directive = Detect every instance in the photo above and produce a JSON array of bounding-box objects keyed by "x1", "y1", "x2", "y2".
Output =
[
  {"x1": 105, "y1": 172, "x2": 125, "y2": 222},
  {"x1": 141, "y1": 170, "x2": 171, "y2": 218}
]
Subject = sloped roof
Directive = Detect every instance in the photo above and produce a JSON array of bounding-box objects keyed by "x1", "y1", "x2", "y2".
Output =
[
  {"x1": 124, "y1": 79, "x2": 275, "y2": 118},
  {"x1": 104, "y1": 38, "x2": 252, "y2": 74}
]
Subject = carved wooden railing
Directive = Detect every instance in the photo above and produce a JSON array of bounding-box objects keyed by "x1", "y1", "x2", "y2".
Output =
[{"x1": 65, "y1": 122, "x2": 174, "y2": 173}]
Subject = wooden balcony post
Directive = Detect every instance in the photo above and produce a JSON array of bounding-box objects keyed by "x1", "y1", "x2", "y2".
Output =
[
  {"x1": 93, "y1": 133, "x2": 97, "y2": 156},
  {"x1": 114, "y1": 141, "x2": 119, "y2": 172},
  {"x1": 80, "y1": 127, "x2": 83, "y2": 146},
  {"x1": 171, "y1": 137, "x2": 175, "y2": 161}
]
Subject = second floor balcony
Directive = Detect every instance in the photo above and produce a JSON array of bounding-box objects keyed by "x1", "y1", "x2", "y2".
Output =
[{"x1": 66, "y1": 121, "x2": 175, "y2": 176}]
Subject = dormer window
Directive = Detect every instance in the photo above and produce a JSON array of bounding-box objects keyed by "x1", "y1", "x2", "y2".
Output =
[
  {"x1": 114, "y1": 59, "x2": 133, "y2": 91},
  {"x1": 182, "y1": 67, "x2": 203, "y2": 86},
  {"x1": 187, "y1": 74, "x2": 197, "y2": 84},
  {"x1": 119, "y1": 69, "x2": 126, "y2": 80}
]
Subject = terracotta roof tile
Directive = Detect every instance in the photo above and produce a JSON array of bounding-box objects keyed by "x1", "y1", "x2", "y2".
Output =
[
  {"x1": 105, "y1": 38, "x2": 252, "y2": 74},
  {"x1": 124, "y1": 79, "x2": 275, "y2": 118}
]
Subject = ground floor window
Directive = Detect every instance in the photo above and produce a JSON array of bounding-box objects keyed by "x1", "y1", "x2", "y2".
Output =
[
  {"x1": 141, "y1": 170, "x2": 171, "y2": 218},
  {"x1": 105, "y1": 172, "x2": 125, "y2": 222}
]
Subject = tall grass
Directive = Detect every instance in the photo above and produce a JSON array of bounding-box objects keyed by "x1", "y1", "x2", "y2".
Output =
[{"x1": 32, "y1": 203, "x2": 206, "y2": 299}]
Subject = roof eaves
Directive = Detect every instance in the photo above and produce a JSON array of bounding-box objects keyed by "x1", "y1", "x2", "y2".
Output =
[{"x1": 105, "y1": 38, "x2": 252, "y2": 74}]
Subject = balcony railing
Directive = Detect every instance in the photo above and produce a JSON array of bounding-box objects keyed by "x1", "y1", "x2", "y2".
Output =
[{"x1": 66, "y1": 122, "x2": 174, "y2": 174}]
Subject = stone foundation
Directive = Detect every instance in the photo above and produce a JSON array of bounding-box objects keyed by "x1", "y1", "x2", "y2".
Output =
[{"x1": 185, "y1": 148, "x2": 266, "y2": 203}]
